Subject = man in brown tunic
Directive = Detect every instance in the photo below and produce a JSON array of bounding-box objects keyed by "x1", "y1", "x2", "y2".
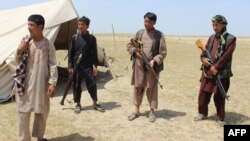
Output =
[
  {"x1": 127, "y1": 12, "x2": 167, "y2": 122},
  {"x1": 194, "y1": 15, "x2": 236, "y2": 126}
]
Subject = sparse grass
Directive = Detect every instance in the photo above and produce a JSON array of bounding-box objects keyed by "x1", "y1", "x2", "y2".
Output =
[{"x1": 1, "y1": 34, "x2": 250, "y2": 141}]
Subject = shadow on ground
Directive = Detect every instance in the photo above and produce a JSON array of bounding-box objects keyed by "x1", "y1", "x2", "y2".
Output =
[
  {"x1": 56, "y1": 67, "x2": 114, "y2": 97},
  {"x1": 156, "y1": 109, "x2": 186, "y2": 120},
  {"x1": 50, "y1": 133, "x2": 94, "y2": 141},
  {"x1": 138, "y1": 109, "x2": 186, "y2": 120},
  {"x1": 207, "y1": 112, "x2": 250, "y2": 124},
  {"x1": 226, "y1": 112, "x2": 250, "y2": 124},
  {"x1": 61, "y1": 102, "x2": 121, "y2": 112}
]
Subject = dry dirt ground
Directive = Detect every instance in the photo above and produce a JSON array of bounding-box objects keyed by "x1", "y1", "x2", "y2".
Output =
[{"x1": 0, "y1": 34, "x2": 250, "y2": 141}]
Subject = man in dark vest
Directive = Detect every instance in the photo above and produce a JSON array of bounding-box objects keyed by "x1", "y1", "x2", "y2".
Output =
[
  {"x1": 127, "y1": 12, "x2": 167, "y2": 122},
  {"x1": 194, "y1": 15, "x2": 236, "y2": 126},
  {"x1": 68, "y1": 16, "x2": 105, "y2": 114}
]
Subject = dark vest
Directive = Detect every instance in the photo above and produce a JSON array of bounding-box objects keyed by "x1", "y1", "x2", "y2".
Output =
[
  {"x1": 207, "y1": 33, "x2": 236, "y2": 78},
  {"x1": 135, "y1": 29, "x2": 164, "y2": 73}
]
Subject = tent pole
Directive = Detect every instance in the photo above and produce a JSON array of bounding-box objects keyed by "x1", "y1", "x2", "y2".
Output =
[{"x1": 112, "y1": 24, "x2": 116, "y2": 50}]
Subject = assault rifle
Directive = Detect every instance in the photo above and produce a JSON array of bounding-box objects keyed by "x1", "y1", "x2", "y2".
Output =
[
  {"x1": 130, "y1": 38, "x2": 163, "y2": 89},
  {"x1": 196, "y1": 39, "x2": 229, "y2": 100},
  {"x1": 60, "y1": 54, "x2": 82, "y2": 105}
]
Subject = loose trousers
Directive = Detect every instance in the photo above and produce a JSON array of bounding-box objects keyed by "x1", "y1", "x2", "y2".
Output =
[
  {"x1": 133, "y1": 81, "x2": 158, "y2": 109},
  {"x1": 198, "y1": 79, "x2": 230, "y2": 121},
  {"x1": 73, "y1": 67, "x2": 97, "y2": 103},
  {"x1": 18, "y1": 111, "x2": 48, "y2": 141}
]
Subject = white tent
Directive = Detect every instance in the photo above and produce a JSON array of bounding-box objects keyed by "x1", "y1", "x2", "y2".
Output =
[{"x1": 0, "y1": 0, "x2": 79, "y2": 102}]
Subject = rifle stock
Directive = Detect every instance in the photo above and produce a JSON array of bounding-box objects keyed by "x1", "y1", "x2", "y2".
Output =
[
  {"x1": 195, "y1": 39, "x2": 229, "y2": 100},
  {"x1": 60, "y1": 76, "x2": 73, "y2": 105}
]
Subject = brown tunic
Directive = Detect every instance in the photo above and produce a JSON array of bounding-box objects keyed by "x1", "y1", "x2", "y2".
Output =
[{"x1": 129, "y1": 29, "x2": 167, "y2": 88}]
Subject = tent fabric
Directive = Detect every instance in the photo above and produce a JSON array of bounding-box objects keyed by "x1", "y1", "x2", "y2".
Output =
[{"x1": 0, "y1": 0, "x2": 78, "y2": 102}]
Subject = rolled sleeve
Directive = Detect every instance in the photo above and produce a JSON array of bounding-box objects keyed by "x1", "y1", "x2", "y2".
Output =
[{"x1": 48, "y1": 43, "x2": 58, "y2": 86}]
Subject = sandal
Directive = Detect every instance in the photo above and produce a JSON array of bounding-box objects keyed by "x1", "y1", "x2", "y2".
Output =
[
  {"x1": 74, "y1": 105, "x2": 81, "y2": 114},
  {"x1": 194, "y1": 114, "x2": 207, "y2": 121},
  {"x1": 217, "y1": 120, "x2": 227, "y2": 127},
  {"x1": 94, "y1": 104, "x2": 105, "y2": 112},
  {"x1": 128, "y1": 113, "x2": 140, "y2": 121},
  {"x1": 149, "y1": 112, "x2": 156, "y2": 122}
]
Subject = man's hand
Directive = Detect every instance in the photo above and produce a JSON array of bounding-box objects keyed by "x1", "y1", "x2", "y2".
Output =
[
  {"x1": 17, "y1": 42, "x2": 29, "y2": 55},
  {"x1": 68, "y1": 67, "x2": 73, "y2": 75},
  {"x1": 20, "y1": 42, "x2": 30, "y2": 50},
  {"x1": 210, "y1": 66, "x2": 218, "y2": 76},
  {"x1": 18, "y1": 35, "x2": 31, "y2": 52},
  {"x1": 93, "y1": 65, "x2": 98, "y2": 76},
  {"x1": 149, "y1": 59, "x2": 155, "y2": 68},
  {"x1": 131, "y1": 47, "x2": 137, "y2": 53},
  {"x1": 135, "y1": 52, "x2": 142, "y2": 59},
  {"x1": 47, "y1": 84, "x2": 56, "y2": 98},
  {"x1": 202, "y1": 58, "x2": 212, "y2": 67},
  {"x1": 132, "y1": 47, "x2": 142, "y2": 59}
]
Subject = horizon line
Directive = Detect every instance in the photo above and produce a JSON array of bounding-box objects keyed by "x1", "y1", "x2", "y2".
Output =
[{"x1": 91, "y1": 33, "x2": 250, "y2": 37}]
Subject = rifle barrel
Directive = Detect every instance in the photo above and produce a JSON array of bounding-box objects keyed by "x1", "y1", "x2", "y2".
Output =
[
  {"x1": 141, "y1": 49, "x2": 163, "y2": 89},
  {"x1": 204, "y1": 50, "x2": 229, "y2": 100},
  {"x1": 60, "y1": 79, "x2": 72, "y2": 105},
  {"x1": 60, "y1": 53, "x2": 83, "y2": 105}
]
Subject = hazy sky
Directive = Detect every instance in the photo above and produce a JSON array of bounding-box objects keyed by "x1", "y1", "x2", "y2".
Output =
[{"x1": 0, "y1": 0, "x2": 249, "y2": 36}]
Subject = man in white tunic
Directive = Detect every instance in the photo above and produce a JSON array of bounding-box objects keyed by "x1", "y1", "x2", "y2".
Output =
[{"x1": 15, "y1": 14, "x2": 58, "y2": 141}]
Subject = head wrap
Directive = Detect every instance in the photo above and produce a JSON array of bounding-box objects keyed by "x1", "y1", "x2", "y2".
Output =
[{"x1": 212, "y1": 15, "x2": 228, "y2": 25}]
